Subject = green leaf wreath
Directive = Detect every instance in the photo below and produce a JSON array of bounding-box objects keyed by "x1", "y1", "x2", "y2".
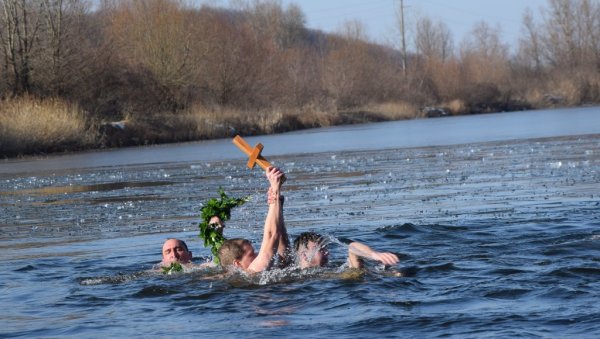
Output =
[
  {"x1": 199, "y1": 188, "x2": 250, "y2": 263},
  {"x1": 161, "y1": 262, "x2": 183, "y2": 274}
]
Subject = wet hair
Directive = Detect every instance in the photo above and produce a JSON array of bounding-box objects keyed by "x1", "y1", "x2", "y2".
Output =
[
  {"x1": 218, "y1": 238, "x2": 251, "y2": 267},
  {"x1": 165, "y1": 238, "x2": 189, "y2": 252},
  {"x1": 293, "y1": 232, "x2": 327, "y2": 251}
]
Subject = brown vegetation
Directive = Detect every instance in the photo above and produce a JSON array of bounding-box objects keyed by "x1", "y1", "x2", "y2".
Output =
[
  {"x1": 0, "y1": 96, "x2": 94, "y2": 156},
  {"x1": 1, "y1": 0, "x2": 599, "y2": 158}
]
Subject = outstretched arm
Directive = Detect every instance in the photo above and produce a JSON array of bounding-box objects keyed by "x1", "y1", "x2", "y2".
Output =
[
  {"x1": 247, "y1": 166, "x2": 284, "y2": 273},
  {"x1": 275, "y1": 192, "x2": 292, "y2": 268},
  {"x1": 348, "y1": 241, "x2": 399, "y2": 269}
]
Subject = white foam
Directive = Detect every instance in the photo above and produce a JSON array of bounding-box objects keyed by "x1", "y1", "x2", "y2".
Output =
[{"x1": 549, "y1": 161, "x2": 562, "y2": 169}]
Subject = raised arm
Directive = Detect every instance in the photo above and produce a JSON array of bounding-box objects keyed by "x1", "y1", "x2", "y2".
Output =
[
  {"x1": 247, "y1": 166, "x2": 284, "y2": 273},
  {"x1": 348, "y1": 241, "x2": 399, "y2": 269},
  {"x1": 275, "y1": 191, "x2": 292, "y2": 268}
]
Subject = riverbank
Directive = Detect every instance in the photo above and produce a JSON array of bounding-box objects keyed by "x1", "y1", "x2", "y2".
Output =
[{"x1": 0, "y1": 96, "x2": 552, "y2": 159}]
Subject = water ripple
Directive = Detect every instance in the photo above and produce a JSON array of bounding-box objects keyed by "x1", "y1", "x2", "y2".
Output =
[{"x1": 2, "y1": 133, "x2": 600, "y2": 337}]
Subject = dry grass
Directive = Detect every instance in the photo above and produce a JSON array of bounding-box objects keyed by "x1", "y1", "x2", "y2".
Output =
[
  {"x1": 443, "y1": 99, "x2": 466, "y2": 115},
  {"x1": 523, "y1": 88, "x2": 546, "y2": 107},
  {"x1": 120, "y1": 105, "x2": 283, "y2": 145},
  {"x1": 184, "y1": 104, "x2": 340, "y2": 136},
  {"x1": 119, "y1": 101, "x2": 422, "y2": 147},
  {"x1": 186, "y1": 105, "x2": 265, "y2": 136},
  {"x1": 0, "y1": 96, "x2": 94, "y2": 157},
  {"x1": 552, "y1": 78, "x2": 581, "y2": 105},
  {"x1": 522, "y1": 68, "x2": 600, "y2": 108},
  {"x1": 359, "y1": 101, "x2": 419, "y2": 120}
]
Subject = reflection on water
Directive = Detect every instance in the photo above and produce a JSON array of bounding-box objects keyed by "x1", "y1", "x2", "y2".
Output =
[{"x1": 0, "y1": 108, "x2": 600, "y2": 337}]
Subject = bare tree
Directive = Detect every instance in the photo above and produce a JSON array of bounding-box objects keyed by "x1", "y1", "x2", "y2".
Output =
[
  {"x1": 459, "y1": 22, "x2": 509, "y2": 84},
  {"x1": 194, "y1": 7, "x2": 274, "y2": 108},
  {"x1": 279, "y1": 3, "x2": 305, "y2": 48},
  {"x1": 540, "y1": 0, "x2": 600, "y2": 68},
  {"x1": 280, "y1": 45, "x2": 321, "y2": 107},
  {"x1": 36, "y1": 0, "x2": 90, "y2": 95},
  {"x1": 517, "y1": 8, "x2": 544, "y2": 72},
  {"x1": 0, "y1": 0, "x2": 42, "y2": 95},
  {"x1": 322, "y1": 21, "x2": 370, "y2": 108},
  {"x1": 106, "y1": 0, "x2": 193, "y2": 98},
  {"x1": 41, "y1": 0, "x2": 63, "y2": 89},
  {"x1": 415, "y1": 16, "x2": 453, "y2": 62}
]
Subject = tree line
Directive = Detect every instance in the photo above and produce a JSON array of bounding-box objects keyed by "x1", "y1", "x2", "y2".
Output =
[{"x1": 1, "y1": 0, "x2": 599, "y2": 157}]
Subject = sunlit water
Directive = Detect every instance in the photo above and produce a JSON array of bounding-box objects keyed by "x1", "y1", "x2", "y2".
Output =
[{"x1": 1, "y1": 107, "x2": 599, "y2": 337}]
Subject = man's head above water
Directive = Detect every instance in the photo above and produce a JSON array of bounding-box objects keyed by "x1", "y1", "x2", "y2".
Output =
[
  {"x1": 218, "y1": 238, "x2": 257, "y2": 270},
  {"x1": 293, "y1": 232, "x2": 329, "y2": 268},
  {"x1": 293, "y1": 232, "x2": 400, "y2": 270},
  {"x1": 161, "y1": 238, "x2": 193, "y2": 265}
]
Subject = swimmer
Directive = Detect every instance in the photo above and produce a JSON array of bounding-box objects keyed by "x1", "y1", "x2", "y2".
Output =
[
  {"x1": 293, "y1": 232, "x2": 329, "y2": 268},
  {"x1": 347, "y1": 241, "x2": 400, "y2": 269},
  {"x1": 159, "y1": 215, "x2": 225, "y2": 268},
  {"x1": 218, "y1": 166, "x2": 289, "y2": 273},
  {"x1": 161, "y1": 238, "x2": 193, "y2": 266},
  {"x1": 293, "y1": 232, "x2": 399, "y2": 269},
  {"x1": 209, "y1": 215, "x2": 225, "y2": 236}
]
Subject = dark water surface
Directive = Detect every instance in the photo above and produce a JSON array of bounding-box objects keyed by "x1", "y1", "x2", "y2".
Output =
[{"x1": 1, "y1": 107, "x2": 600, "y2": 338}]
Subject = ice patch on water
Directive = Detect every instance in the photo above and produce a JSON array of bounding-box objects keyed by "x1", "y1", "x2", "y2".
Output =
[
  {"x1": 549, "y1": 161, "x2": 562, "y2": 169},
  {"x1": 79, "y1": 277, "x2": 105, "y2": 285},
  {"x1": 79, "y1": 271, "x2": 150, "y2": 285}
]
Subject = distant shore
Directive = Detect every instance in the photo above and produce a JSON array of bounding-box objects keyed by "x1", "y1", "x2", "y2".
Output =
[
  {"x1": 0, "y1": 97, "x2": 569, "y2": 159},
  {"x1": 3, "y1": 1, "x2": 599, "y2": 159}
]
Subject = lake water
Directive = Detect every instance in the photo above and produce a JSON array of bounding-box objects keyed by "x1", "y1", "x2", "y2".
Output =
[{"x1": 1, "y1": 107, "x2": 599, "y2": 338}]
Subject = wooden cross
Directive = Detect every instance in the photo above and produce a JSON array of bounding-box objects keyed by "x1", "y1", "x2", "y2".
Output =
[{"x1": 232, "y1": 135, "x2": 272, "y2": 170}]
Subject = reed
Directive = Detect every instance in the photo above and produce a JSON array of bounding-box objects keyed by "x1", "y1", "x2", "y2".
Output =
[
  {"x1": 0, "y1": 96, "x2": 93, "y2": 157},
  {"x1": 182, "y1": 102, "x2": 421, "y2": 138},
  {"x1": 360, "y1": 101, "x2": 419, "y2": 120},
  {"x1": 444, "y1": 99, "x2": 466, "y2": 115}
]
